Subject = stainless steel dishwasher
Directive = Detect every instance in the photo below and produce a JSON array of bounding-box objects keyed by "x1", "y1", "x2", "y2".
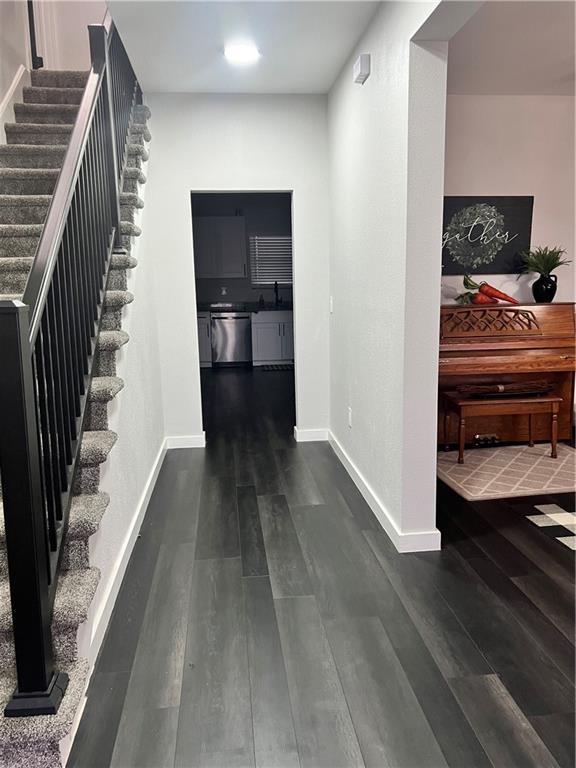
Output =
[{"x1": 211, "y1": 312, "x2": 252, "y2": 365}]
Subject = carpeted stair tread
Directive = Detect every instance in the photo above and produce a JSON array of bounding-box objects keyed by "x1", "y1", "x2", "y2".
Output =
[
  {"x1": 0, "y1": 658, "x2": 89, "y2": 752},
  {"x1": 120, "y1": 221, "x2": 142, "y2": 237},
  {"x1": 97, "y1": 329, "x2": 129, "y2": 351},
  {"x1": 0, "y1": 224, "x2": 42, "y2": 258},
  {"x1": 0, "y1": 257, "x2": 33, "y2": 292},
  {"x1": 127, "y1": 143, "x2": 149, "y2": 161},
  {"x1": 133, "y1": 105, "x2": 152, "y2": 123},
  {"x1": 110, "y1": 252, "x2": 137, "y2": 270},
  {"x1": 129, "y1": 123, "x2": 151, "y2": 142},
  {"x1": 4, "y1": 123, "x2": 73, "y2": 145},
  {"x1": 23, "y1": 86, "x2": 85, "y2": 106},
  {"x1": 0, "y1": 223, "x2": 43, "y2": 236},
  {"x1": 89, "y1": 376, "x2": 124, "y2": 403},
  {"x1": 0, "y1": 293, "x2": 21, "y2": 301},
  {"x1": 0, "y1": 145, "x2": 66, "y2": 169},
  {"x1": 0, "y1": 195, "x2": 51, "y2": 224},
  {"x1": 14, "y1": 103, "x2": 79, "y2": 126},
  {"x1": 0, "y1": 168, "x2": 59, "y2": 195},
  {"x1": 0, "y1": 569, "x2": 99, "y2": 635},
  {"x1": 0, "y1": 256, "x2": 33, "y2": 270},
  {"x1": 31, "y1": 69, "x2": 89, "y2": 89},
  {"x1": 68, "y1": 492, "x2": 110, "y2": 541},
  {"x1": 104, "y1": 290, "x2": 134, "y2": 309},
  {"x1": 119, "y1": 192, "x2": 144, "y2": 209},
  {"x1": 79, "y1": 430, "x2": 117, "y2": 467},
  {"x1": 123, "y1": 168, "x2": 146, "y2": 184}
]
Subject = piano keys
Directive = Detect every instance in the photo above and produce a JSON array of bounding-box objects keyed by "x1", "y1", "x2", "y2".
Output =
[{"x1": 438, "y1": 303, "x2": 576, "y2": 445}]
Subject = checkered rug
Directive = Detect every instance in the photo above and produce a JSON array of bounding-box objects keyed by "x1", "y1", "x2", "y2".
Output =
[
  {"x1": 437, "y1": 442, "x2": 575, "y2": 502},
  {"x1": 525, "y1": 502, "x2": 576, "y2": 550}
]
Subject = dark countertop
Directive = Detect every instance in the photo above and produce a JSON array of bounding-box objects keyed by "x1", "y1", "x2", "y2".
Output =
[{"x1": 197, "y1": 302, "x2": 293, "y2": 313}]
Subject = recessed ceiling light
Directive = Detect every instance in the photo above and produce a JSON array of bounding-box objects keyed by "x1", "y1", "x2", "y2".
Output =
[{"x1": 224, "y1": 41, "x2": 261, "y2": 66}]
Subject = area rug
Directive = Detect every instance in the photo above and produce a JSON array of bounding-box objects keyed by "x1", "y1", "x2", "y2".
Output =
[
  {"x1": 525, "y1": 503, "x2": 576, "y2": 550},
  {"x1": 259, "y1": 364, "x2": 294, "y2": 371},
  {"x1": 437, "y1": 443, "x2": 576, "y2": 501}
]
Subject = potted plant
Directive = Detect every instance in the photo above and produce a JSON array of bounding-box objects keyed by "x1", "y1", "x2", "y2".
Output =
[{"x1": 519, "y1": 246, "x2": 571, "y2": 303}]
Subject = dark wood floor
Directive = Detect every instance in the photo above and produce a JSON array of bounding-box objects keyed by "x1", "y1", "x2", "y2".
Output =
[{"x1": 69, "y1": 368, "x2": 575, "y2": 768}]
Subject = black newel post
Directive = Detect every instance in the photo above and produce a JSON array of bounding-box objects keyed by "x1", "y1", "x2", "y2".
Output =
[{"x1": 0, "y1": 302, "x2": 68, "y2": 716}]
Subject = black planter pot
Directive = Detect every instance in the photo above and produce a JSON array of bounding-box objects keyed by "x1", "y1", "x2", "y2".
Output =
[{"x1": 532, "y1": 273, "x2": 557, "y2": 303}]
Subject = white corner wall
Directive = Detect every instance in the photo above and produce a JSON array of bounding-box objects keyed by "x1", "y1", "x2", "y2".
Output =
[
  {"x1": 36, "y1": 0, "x2": 107, "y2": 71},
  {"x1": 78, "y1": 142, "x2": 166, "y2": 667},
  {"x1": 141, "y1": 93, "x2": 331, "y2": 439},
  {"x1": 443, "y1": 95, "x2": 576, "y2": 303},
  {"x1": 328, "y1": 1, "x2": 444, "y2": 551},
  {"x1": 0, "y1": 1, "x2": 28, "y2": 102}
]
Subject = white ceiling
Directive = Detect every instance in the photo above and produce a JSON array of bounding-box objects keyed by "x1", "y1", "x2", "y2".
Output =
[
  {"x1": 448, "y1": 1, "x2": 575, "y2": 95},
  {"x1": 109, "y1": 1, "x2": 379, "y2": 93}
]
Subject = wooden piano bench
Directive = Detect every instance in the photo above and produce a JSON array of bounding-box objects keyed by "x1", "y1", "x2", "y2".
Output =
[{"x1": 442, "y1": 392, "x2": 563, "y2": 464}]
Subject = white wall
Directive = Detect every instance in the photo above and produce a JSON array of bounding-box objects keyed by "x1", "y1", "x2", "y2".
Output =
[
  {"x1": 142, "y1": 93, "x2": 331, "y2": 440},
  {"x1": 78, "y1": 145, "x2": 166, "y2": 666},
  {"x1": 328, "y1": 1, "x2": 443, "y2": 551},
  {"x1": 0, "y1": 0, "x2": 28, "y2": 102},
  {"x1": 443, "y1": 95, "x2": 575, "y2": 303},
  {"x1": 36, "y1": 0, "x2": 107, "y2": 71}
]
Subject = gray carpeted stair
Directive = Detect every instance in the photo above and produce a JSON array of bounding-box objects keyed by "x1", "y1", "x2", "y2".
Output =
[
  {"x1": 5, "y1": 123, "x2": 73, "y2": 145},
  {"x1": 0, "y1": 67, "x2": 150, "y2": 767},
  {"x1": 14, "y1": 103, "x2": 79, "y2": 125},
  {"x1": 0, "y1": 195, "x2": 52, "y2": 223},
  {"x1": 0, "y1": 145, "x2": 66, "y2": 168}
]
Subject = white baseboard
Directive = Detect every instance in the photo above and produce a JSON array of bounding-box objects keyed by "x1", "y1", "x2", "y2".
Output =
[
  {"x1": 328, "y1": 431, "x2": 441, "y2": 553},
  {"x1": 61, "y1": 438, "x2": 167, "y2": 763},
  {"x1": 87, "y1": 439, "x2": 167, "y2": 660},
  {"x1": 294, "y1": 427, "x2": 329, "y2": 442},
  {"x1": 0, "y1": 65, "x2": 30, "y2": 143},
  {"x1": 165, "y1": 433, "x2": 206, "y2": 448}
]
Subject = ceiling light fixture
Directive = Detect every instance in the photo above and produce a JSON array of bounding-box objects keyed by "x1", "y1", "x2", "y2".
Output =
[{"x1": 224, "y1": 41, "x2": 261, "y2": 66}]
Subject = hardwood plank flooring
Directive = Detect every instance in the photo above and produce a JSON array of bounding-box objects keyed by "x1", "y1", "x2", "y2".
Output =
[
  {"x1": 243, "y1": 577, "x2": 300, "y2": 768},
  {"x1": 274, "y1": 596, "x2": 364, "y2": 768},
  {"x1": 70, "y1": 369, "x2": 574, "y2": 768}
]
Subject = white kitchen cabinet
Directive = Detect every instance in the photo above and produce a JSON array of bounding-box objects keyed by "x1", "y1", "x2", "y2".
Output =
[
  {"x1": 252, "y1": 323, "x2": 283, "y2": 363},
  {"x1": 193, "y1": 216, "x2": 247, "y2": 279},
  {"x1": 197, "y1": 313, "x2": 212, "y2": 366},
  {"x1": 251, "y1": 311, "x2": 294, "y2": 364}
]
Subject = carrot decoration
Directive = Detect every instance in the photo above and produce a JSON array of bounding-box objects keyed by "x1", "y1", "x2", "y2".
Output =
[
  {"x1": 463, "y1": 275, "x2": 519, "y2": 304},
  {"x1": 455, "y1": 291, "x2": 497, "y2": 305},
  {"x1": 471, "y1": 292, "x2": 498, "y2": 305}
]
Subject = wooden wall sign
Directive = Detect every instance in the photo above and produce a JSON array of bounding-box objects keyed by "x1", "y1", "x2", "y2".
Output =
[{"x1": 442, "y1": 196, "x2": 534, "y2": 275}]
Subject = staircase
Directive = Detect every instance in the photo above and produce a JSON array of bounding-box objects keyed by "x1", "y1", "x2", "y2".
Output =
[{"x1": 0, "y1": 17, "x2": 150, "y2": 767}]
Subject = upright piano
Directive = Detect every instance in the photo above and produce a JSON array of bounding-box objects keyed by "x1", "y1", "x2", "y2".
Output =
[{"x1": 438, "y1": 303, "x2": 576, "y2": 444}]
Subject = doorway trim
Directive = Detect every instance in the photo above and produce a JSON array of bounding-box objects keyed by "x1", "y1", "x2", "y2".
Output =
[{"x1": 189, "y1": 189, "x2": 301, "y2": 439}]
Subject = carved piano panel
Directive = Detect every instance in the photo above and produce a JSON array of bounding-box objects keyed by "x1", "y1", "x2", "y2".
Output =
[
  {"x1": 438, "y1": 303, "x2": 576, "y2": 444},
  {"x1": 440, "y1": 307, "x2": 541, "y2": 338}
]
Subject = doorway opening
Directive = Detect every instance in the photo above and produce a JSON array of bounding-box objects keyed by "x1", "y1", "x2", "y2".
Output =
[{"x1": 191, "y1": 191, "x2": 296, "y2": 445}]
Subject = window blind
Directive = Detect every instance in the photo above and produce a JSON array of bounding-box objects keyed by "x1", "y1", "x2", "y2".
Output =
[{"x1": 249, "y1": 235, "x2": 293, "y2": 286}]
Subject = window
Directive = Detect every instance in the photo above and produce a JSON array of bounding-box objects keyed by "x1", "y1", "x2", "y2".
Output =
[{"x1": 249, "y1": 235, "x2": 293, "y2": 286}]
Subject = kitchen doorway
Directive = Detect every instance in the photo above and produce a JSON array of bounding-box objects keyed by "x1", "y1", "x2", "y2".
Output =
[{"x1": 191, "y1": 191, "x2": 296, "y2": 446}]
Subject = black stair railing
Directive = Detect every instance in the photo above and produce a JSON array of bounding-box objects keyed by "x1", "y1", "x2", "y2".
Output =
[
  {"x1": 0, "y1": 13, "x2": 140, "y2": 717},
  {"x1": 27, "y1": 0, "x2": 44, "y2": 70}
]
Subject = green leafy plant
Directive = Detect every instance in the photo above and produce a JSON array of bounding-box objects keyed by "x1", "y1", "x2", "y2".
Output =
[{"x1": 519, "y1": 247, "x2": 571, "y2": 276}]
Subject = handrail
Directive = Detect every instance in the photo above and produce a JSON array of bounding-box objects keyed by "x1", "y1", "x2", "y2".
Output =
[
  {"x1": 27, "y1": 0, "x2": 44, "y2": 69},
  {"x1": 23, "y1": 66, "x2": 108, "y2": 343}
]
